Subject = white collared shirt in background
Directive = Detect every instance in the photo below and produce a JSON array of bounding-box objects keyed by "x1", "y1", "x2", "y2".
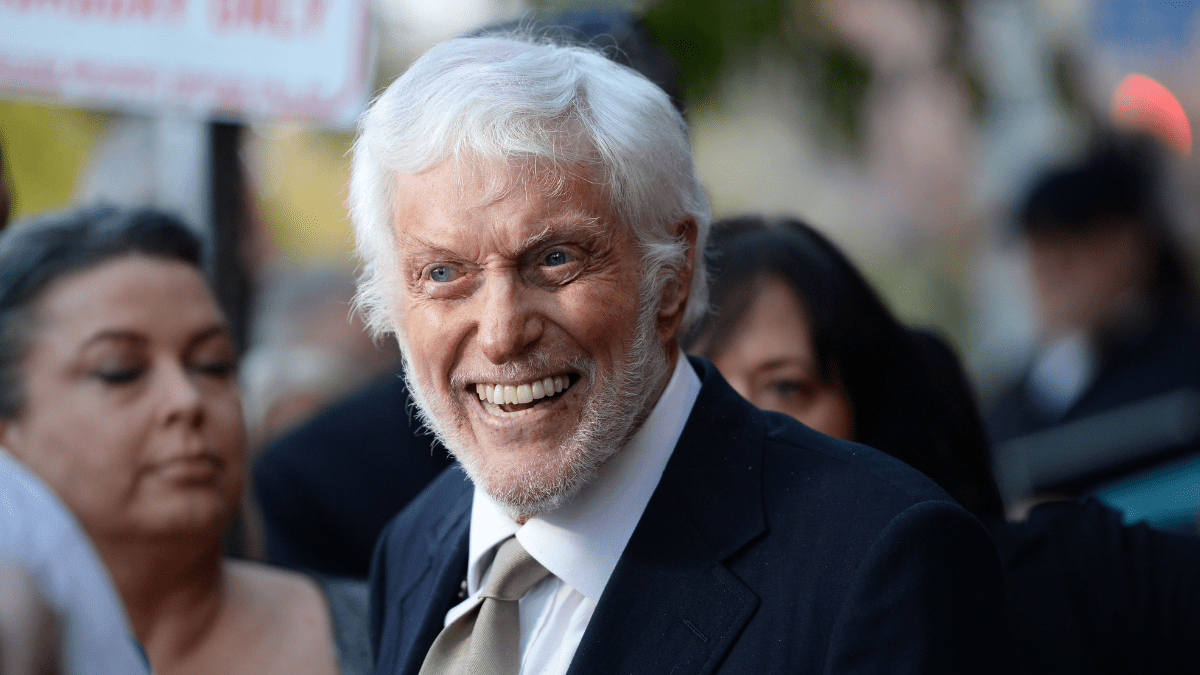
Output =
[{"x1": 444, "y1": 353, "x2": 702, "y2": 675}]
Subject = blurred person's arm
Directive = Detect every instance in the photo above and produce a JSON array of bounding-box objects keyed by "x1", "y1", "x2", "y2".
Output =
[{"x1": 0, "y1": 564, "x2": 62, "y2": 675}]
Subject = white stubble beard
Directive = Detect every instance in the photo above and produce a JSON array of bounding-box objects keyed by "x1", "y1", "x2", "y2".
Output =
[{"x1": 396, "y1": 296, "x2": 671, "y2": 520}]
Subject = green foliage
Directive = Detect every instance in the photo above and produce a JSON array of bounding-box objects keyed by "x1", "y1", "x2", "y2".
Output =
[
  {"x1": 641, "y1": 0, "x2": 987, "y2": 154},
  {"x1": 813, "y1": 44, "x2": 872, "y2": 149},
  {"x1": 642, "y1": 0, "x2": 788, "y2": 105}
]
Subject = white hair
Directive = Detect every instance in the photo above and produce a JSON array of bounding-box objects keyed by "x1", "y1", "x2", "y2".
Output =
[{"x1": 347, "y1": 34, "x2": 710, "y2": 339}]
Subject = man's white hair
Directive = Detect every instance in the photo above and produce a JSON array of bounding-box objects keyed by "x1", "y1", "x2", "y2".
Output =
[{"x1": 347, "y1": 34, "x2": 710, "y2": 338}]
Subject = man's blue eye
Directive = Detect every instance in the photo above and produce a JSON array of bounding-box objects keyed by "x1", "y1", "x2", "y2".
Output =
[
  {"x1": 544, "y1": 251, "x2": 568, "y2": 266},
  {"x1": 430, "y1": 266, "x2": 453, "y2": 282}
]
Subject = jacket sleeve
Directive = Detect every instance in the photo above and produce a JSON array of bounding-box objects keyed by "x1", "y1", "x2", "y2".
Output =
[{"x1": 823, "y1": 500, "x2": 1021, "y2": 675}]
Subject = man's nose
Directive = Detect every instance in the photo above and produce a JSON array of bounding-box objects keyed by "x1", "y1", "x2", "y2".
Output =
[{"x1": 478, "y1": 274, "x2": 544, "y2": 364}]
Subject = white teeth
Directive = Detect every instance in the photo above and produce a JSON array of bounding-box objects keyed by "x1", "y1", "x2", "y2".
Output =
[
  {"x1": 474, "y1": 375, "x2": 573, "y2": 412},
  {"x1": 480, "y1": 400, "x2": 537, "y2": 417}
]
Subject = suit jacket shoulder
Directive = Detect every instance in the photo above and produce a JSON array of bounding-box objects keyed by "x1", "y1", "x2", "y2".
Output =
[
  {"x1": 369, "y1": 465, "x2": 472, "y2": 675},
  {"x1": 569, "y1": 358, "x2": 1017, "y2": 675}
]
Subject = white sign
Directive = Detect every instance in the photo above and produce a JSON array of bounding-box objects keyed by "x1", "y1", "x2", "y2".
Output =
[{"x1": 0, "y1": 0, "x2": 373, "y2": 126}]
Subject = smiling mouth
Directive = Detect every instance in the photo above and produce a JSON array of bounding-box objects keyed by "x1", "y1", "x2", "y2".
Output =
[{"x1": 471, "y1": 373, "x2": 580, "y2": 416}]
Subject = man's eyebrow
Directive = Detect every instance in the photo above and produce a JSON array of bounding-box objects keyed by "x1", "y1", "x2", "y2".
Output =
[
  {"x1": 402, "y1": 212, "x2": 609, "y2": 261},
  {"x1": 402, "y1": 235, "x2": 466, "y2": 261},
  {"x1": 516, "y1": 212, "x2": 608, "y2": 252}
]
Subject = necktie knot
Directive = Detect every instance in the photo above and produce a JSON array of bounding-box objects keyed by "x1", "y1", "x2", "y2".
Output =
[
  {"x1": 479, "y1": 537, "x2": 550, "y2": 602},
  {"x1": 419, "y1": 535, "x2": 551, "y2": 675}
]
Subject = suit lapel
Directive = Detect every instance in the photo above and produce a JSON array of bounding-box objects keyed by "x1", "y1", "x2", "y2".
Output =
[
  {"x1": 395, "y1": 480, "x2": 472, "y2": 675},
  {"x1": 567, "y1": 357, "x2": 766, "y2": 675}
]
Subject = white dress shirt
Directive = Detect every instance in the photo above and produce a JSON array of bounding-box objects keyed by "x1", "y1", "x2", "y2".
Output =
[
  {"x1": 0, "y1": 448, "x2": 151, "y2": 675},
  {"x1": 444, "y1": 353, "x2": 702, "y2": 675}
]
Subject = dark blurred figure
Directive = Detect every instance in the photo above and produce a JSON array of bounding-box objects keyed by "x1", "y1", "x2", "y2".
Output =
[
  {"x1": 688, "y1": 215, "x2": 1200, "y2": 675},
  {"x1": 986, "y1": 133, "x2": 1200, "y2": 517},
  {"x1": 253, "y1": 8, "x2": 686, "y2": 579},
  {"x1": 253, "y1": 373, "x2": 451, "y2": 578}
]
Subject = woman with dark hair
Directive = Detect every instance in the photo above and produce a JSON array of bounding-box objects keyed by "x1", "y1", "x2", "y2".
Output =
[
  {"x1": 687, "y1": 214, "x2": 1200, "y2": 675},
  {"x1": 0, "y1": 206, "x2": 368, "y2": 675},
  {"x1": 685, "y1": 215, "x2": 1005, "y2": 520}
]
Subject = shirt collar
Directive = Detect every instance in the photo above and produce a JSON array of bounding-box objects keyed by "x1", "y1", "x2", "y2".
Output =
[{"x1": 466, "y1": 353, "x2": 702, "y2": 601}]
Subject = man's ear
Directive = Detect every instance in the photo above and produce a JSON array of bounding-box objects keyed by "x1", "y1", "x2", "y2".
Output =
[{"x1": 656, "y1": 217, "x2": 698, "y2": 342}]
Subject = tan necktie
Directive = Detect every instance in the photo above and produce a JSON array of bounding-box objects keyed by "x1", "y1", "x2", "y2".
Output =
[{"x1": 419, "y1": 536, "x2": 551, "y2": 675}]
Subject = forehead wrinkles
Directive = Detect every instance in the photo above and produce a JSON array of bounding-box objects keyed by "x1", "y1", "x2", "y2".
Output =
[
  {"x1": 399, "y1": 157, "x2": 618, "y2": 250},
  {"x1": 443, "y1": 150, "x2": 608, "y2": 213}
]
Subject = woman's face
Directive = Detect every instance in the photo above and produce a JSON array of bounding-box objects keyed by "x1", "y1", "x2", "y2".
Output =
[
  {"x1": 0, "y1": 256, "x2": 246, "y2": 542},
  {"x1": 706, "y1": 276, "x2": 855, "y2": 441}
]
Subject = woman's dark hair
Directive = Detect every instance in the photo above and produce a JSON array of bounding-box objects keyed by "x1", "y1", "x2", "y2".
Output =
[
  {"x1": 684, "y1": 216, "x2": 1006, "y2": 520},
  {"x1": 0, "y1": 205, "x2": 206, "y2": 418}
]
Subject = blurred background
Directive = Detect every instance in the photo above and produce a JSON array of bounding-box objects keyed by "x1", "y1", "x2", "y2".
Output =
[{"x1": 4, "y1": 0, "x2": 1200, "y2": 530}]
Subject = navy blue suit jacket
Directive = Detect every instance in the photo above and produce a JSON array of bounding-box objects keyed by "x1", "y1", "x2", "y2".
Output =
[{"x1": 370, "y1": 357, "x2": 1018, "y2": 674}]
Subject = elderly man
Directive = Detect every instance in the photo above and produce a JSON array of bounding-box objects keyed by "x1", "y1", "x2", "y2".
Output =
[{"x1": 354, "y1": 35, "x2": 1017, "y2": 675}]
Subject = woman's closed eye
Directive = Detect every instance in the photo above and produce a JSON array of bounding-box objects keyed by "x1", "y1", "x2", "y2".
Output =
[
  {"x1": 188, "y1": 334, "x2": 238, "y2": 379},
  {"x1": 95, "y1": 366, "x2": 145, "y2": 385},
  {"x1": 770, "y1": 380, "x2": 812, "y2": 397},
  {"x1": 192, "y1": 360, "x2": 236, "y2": 379}
]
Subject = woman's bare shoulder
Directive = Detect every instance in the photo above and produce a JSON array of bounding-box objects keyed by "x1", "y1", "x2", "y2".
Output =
[{"x1": 214, "y1": 560, "x2": 340, "y2": 675}]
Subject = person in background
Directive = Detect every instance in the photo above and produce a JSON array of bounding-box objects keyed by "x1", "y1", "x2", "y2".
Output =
[
  {"x1": 0, "y1": 206, "x2": 369, "y2": 675},
  {"x1": 685, "y1": 215, "x2": 1006, "y2": 520},
  {"x1": 687, "y1": 215, "x2": 1200, "y2": 675},
  {"x1": 0, "y1": 565, "x2": 60, "y2": 675},
  {"x1": 1, "y1": 447, "x2": 149, "y2": 675},
  {"x1": 253, "y1": 8, "x2": 686, "y2": 580},
  {"x1": 986, "y1": 133, "x2": 1200, "y2": 509}
]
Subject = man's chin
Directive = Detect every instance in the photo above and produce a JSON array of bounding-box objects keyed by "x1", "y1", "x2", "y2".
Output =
[{"x1": 454, "y1": 445, "x2": 608, "y2": 520}]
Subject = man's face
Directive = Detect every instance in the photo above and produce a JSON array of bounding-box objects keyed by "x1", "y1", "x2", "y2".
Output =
[{"x1": 388, "y1": 161, "x2": 672, "y2": 517}]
